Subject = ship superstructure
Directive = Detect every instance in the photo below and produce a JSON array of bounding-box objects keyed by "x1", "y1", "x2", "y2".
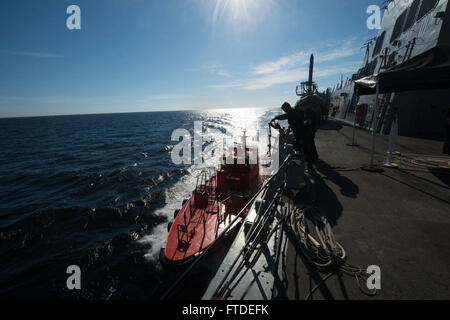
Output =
[{"x1": 329, "y1": 0, "x2": 450, "y2": 139}]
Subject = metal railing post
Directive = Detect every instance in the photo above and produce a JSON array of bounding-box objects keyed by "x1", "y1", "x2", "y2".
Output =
[
  {"x1": 370, "y1": 80, "x2": 379, "y2": 168},
  {"x1": 384, "y1": 107, "x2": 399, "y2": 168},
  {"x1": 347, "y1": 89, "x2": 360, "y2": 147},
  {"x1": 362, "y1": 78, "x2": 383, "y2": 172}
]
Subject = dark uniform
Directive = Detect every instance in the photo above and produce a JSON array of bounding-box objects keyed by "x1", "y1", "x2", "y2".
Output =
[
  {"x1": 274, "y1": 108, "x2": 304, "y2": 151},
  {"x1": 295, "y1": 95, "x2": 322, "y2": 168},
  {"x1": 299, "y1": 108, "x2": 319, "y2": 165}
]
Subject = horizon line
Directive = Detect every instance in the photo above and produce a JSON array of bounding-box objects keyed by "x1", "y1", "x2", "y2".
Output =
[{"x1": 0, "y1": 105, "x2": 276, "y2": 120}]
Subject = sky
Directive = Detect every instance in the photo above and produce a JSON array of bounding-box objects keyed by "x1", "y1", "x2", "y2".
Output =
[{"x1": 0, "y1": 0, "x2": 381, "y2": 117}]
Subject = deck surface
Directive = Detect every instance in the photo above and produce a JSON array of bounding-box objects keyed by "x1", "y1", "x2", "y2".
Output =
[{"x1": 280, "y1": 120, "x2": 450, "y2": 300}]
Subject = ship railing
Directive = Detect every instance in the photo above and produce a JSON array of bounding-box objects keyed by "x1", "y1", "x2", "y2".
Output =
[
  {"x1": 195, "y1": 167, "x2": 218, "y2": 194},
  {"x1": 177, "y1": 210, "x2": 190, "y2": 244},
  {"x1": 212, "y1": 187, "x2": 284, "y2": 299},
  {"x1": 161, "y1": 153, "x2": 293, "y2": 300},
  {"x1": 195, "y1": 170, "x2": 207, "y2": 193},
  {"x1": 214, "y1": 193, "x2": 233, "y2": 236}
]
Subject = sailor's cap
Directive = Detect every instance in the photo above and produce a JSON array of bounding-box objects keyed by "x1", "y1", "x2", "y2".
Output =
[{"x1": 281, "y1": 102, "x2": 291, "y2": 109}]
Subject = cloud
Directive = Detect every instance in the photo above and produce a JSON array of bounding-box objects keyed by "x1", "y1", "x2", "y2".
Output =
[
  {"x1": 209, "y1": 37, "x2": 363, "y2": 91},
  {"x1": 0, "y1": 94, "x2": 191, "y2": 108},
  {"x1": 315, "y1": 39, "x2": 360, "y2": 63},
  {"x1": 210, "y1": 64, "x2": 359, "y2": 91},
  {"x1": 201, "y1": 61, "x2": 231, "y2": 77},
  {"x1": 135, "y1": 94, "x2": 191, "y2": 102},
  {"x1": 250, "y1": 38, "x2": 359, "y2": 75},
  {"x1": 0, "y1": 96, "x2": 95, "y2": 104},
  {"x1": 208, "y1": 81, "x2": 244, "y2": 89},
  {"x1": 251, "y1": 52, "x2": 310, "y2": 75},
  {"x1": 0, "y1": 50, "x2": 63, "y2": 58}
]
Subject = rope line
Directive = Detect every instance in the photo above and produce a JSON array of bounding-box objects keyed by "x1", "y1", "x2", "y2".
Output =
[
  {"x1": 160, "y1": 154, "x2": 292, "y2": 300},
  {"x1": 289, "y1": 206, "x2": 378, "y2": 300}
]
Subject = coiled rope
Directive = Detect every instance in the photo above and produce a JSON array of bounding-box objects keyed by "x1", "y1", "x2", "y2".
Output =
[{"x1": 289, "y1": 206, "x2": 378, "y2": 300}]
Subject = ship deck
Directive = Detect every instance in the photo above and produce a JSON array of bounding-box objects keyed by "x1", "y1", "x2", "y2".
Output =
[{"x1": 277, "y1": 120, "x2": 450, "y2": 300}]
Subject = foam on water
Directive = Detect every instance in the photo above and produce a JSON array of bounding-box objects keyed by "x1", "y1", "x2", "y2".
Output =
[
  {"x1": 137, "y1": 107, "x2": 276, "y2": 263},
  {"x1": 0, "y1": 108, "x2": 280, "y2": 298}
]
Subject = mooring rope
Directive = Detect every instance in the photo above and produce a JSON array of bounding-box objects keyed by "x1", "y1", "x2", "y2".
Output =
[{"x1": 289, "y1": 206, "x2": 378, "y2": 300}]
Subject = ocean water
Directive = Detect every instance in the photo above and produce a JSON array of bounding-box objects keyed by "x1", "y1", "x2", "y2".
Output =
[{"x1": 0, "y1": 108, "x2": 279, "y2": 299}]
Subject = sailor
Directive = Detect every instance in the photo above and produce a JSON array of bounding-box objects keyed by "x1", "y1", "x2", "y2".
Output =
[
  {"x1": 295, "y1": 95, "x2": 319, "y2": 171},
  {"x1": 270, "y1": 102, "x2": 304, "y2": 151}
]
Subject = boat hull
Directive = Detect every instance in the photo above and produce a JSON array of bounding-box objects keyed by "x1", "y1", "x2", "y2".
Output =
[{"x1": 161, "y1": 172, "x2": 265, "y2": 268}]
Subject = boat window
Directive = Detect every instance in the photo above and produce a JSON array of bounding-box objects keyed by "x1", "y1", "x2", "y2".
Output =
[
  {"x1": 372, "y1": 31, "x2": 386, "y2": 58},
  {"x1": 417, "y1": 0, "x2": 439, "y2": 21},
  {"x1": 390, "y1": 9, "x2": 408, "y2": 43},
  {"x1": 403, "y1": 0, "x2": 421, "y2": 31}
]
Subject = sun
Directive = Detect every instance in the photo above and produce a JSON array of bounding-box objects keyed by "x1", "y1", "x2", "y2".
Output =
[{"x1": 212, "y1": 0, "x2": 257, "y2": 25}]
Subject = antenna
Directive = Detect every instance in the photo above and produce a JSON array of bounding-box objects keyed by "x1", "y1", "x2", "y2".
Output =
[{"x1": 296, "y1": 53, "x2": 318, "y2": 97}]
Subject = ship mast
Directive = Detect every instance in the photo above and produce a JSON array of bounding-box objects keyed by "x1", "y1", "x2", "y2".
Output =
[
  {"x1": 307, "y1": 53, "x2": 314, "y2": 91},
  {"x1": 296, "y1": 53, "x2": 318, "y2": 97}
]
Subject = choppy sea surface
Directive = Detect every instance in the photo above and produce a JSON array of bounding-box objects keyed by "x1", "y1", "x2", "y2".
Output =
[{"x1": 0, "y1": 108, "x2": 279, "y2": 299}]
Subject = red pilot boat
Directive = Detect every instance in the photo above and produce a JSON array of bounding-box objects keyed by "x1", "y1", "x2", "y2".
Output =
[{"x1": 160, "y1": 137, "x2": 267, "y2": 267}]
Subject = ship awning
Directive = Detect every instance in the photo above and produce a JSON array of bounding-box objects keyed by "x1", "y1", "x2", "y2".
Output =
[{"x1": 354, "y1": 45, "x2": 450, "y2": 96}]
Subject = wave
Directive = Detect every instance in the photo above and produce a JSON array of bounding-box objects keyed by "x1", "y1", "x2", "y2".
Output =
[{"x1": 0, "y1": 108, "x2": 276, "y2": 298}]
